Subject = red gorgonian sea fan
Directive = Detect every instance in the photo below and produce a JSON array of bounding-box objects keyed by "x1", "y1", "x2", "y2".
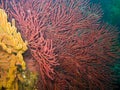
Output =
[{"x1": 0, "y1": 0, "x2": 120, "y2": 90}]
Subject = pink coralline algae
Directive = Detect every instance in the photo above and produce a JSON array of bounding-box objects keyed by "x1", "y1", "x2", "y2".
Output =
[{"x1": 0, "y1": 0, "x2": 120, "y2": 90}]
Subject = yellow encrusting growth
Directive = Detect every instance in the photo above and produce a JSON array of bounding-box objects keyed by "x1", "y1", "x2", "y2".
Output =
[{"x1": 0, "y1": 9, "x2": 28, "y2": 90}]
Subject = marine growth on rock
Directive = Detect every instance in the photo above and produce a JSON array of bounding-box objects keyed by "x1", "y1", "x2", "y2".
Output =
[
  {"x1": 0, "y1": 8, "x2": 38, "y2": 90},
  {"x1": 0, "y1": 0, "x2": 120, "y2": 90}
]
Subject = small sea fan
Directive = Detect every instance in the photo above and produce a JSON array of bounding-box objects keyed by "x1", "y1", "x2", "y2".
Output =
[{"x1": 1, "y1": 0, "x2": 120, "y2": 90}]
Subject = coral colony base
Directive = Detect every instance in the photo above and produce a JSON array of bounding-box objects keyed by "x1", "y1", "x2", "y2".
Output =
[{"x1": 0, "y1": 0, "x2": 120, "y2": 90}]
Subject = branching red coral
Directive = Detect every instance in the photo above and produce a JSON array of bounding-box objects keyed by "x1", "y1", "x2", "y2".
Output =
[
  {"x1": 1, "y1": 0, "x2": 120, "y2": 90},
  {"x1": 1, "y1": 0, "x2": 59, "y2": 85}
]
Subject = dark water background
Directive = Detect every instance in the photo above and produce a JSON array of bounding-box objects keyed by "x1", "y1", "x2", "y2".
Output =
[{"x1": 91, "y1": 0, "x2": 120, "y2": 27}]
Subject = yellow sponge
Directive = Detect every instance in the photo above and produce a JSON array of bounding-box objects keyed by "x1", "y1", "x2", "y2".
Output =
[{"x1": 0, "y1": 9, "x2": 28, "y2": 90}]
